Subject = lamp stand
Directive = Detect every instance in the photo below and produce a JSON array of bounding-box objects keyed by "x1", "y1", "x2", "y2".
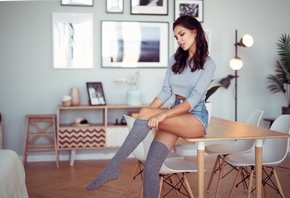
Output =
[
  {"x1": 234, "y1": 30, "x2": 238, "y2": 122},
  {"x1": 234, "y1": 70, "x2": 238, "y2": 121}
]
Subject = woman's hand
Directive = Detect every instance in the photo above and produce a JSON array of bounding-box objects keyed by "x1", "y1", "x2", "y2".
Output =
[{"x1": 148, "y1": 113, "x2": 167, "y2": 129}]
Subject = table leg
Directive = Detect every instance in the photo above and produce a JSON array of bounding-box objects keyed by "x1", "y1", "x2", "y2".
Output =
[
  {"x1": 197, "y1": 141, "x2": 205, "y2": 198},
  {"x1": 255, "y1": 139, "x2": 263, "y2": 198}
]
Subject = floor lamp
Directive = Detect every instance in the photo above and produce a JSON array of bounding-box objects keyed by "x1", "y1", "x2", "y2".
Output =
[{"x1": 220, "y1": 30, "x2": 254, "y2": 121}]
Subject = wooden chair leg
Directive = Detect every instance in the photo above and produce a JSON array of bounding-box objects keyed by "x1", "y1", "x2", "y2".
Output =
[
  {"x1": 273, "y1": 169, "x2": 285, "y2": 198},
  {"x1": 139, "y1": 183, "x2": 143, "y2": 198},
  {"x1": 124, "y1": 161, "x2": 140, "y2": 197},
  {"x1": 184, "y1": 174, "x2": 194, "y2": 198},
  {"x1": 229, "y1": 167, "x2": 242, "y2": 198},
  {"x1": 215, "y1": 156, "x2": 226, "y2": 198},
  {"x1": 158, "y1": 177, "x2": 164, "y2": 198},
  {"x1": 206, "y1": 155, "x2": 221, "y2": 192}
]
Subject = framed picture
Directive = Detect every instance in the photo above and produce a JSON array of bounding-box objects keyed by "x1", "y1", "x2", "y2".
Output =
[
  {"x1": 131, "y1": 0, "x2": 168, "y2": 15},
  {"x1": 175, "y1": 0, "x2": 204, "y2": 22},
  {"x1": 52, "y1": 13, "x2": 93, "y2": 69},
  {"x1": 61, "y1": 0, "x2": 93, "y2": 6},
  {"x1": 101, "y1": 21, "x2": 169, "y2": 68},
  {"x1": 107, "y1": 0, "x2": 123, "y2": 13},
  {"x1": 86, "y1": 82, "x2": 106, "y2": 106}
]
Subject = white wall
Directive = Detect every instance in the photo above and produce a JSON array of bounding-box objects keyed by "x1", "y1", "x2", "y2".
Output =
[{"x1": 0, "y1": 0, "x2": 290, "y2": 159}]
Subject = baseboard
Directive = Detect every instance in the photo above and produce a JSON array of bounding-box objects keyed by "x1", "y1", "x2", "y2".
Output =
[{"x1": 22, "y1": 148, "x2": 134, "y2": 163}]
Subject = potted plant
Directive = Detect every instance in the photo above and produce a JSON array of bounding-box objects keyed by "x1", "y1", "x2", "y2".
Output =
[
  {"x1": 114, "y1": 71, "x2": 142, "y2": 105},
  {"x1": 267, "y1": 34, "x2": 290, "y2": 114}
]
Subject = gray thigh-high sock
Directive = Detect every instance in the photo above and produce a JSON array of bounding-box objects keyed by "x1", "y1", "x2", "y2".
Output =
[
  {"x1": 143, "y1": 141, "x2": 170, "y2": 198},
  {"x1": 86, "y1": 119, "x2": 150, "y2": 191}
]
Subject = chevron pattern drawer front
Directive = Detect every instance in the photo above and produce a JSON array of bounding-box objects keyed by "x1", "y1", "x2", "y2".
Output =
[{"x1": 58, "y1": 127, "x2": 106, "y2": 149}]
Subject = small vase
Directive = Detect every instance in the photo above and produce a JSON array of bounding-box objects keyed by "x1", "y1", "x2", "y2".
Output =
[
  {"x1": 70, "y1": 87, "x2": 80, "y2": 106},
  {"x1": 127, "y1": 90, "x2": 142, "y2": 106}
]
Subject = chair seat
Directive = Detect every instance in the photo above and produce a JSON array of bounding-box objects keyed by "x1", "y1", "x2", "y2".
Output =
[
  {"x1": 225, "y1": 152, "x2": 286, "y2": 167},
  {"x1": 205, "y1": 139, "x2": 255, "y2": 155},
  {"x1": 160, "y1": 158, "x2": 198, "y2": 174}
]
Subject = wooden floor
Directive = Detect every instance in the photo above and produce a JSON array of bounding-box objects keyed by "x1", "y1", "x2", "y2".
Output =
[{"x1": 25, "y1": 153, "x2": 290, "y2": 198}]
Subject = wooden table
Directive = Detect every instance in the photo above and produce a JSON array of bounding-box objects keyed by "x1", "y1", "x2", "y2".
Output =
[{"x1": 185, "y1": 117, "x2": 290, "y2": 198}]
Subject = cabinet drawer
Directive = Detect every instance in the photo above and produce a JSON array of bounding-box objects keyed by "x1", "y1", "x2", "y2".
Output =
[
  {"x1": 58, "y1": 127, "x2": 106, "y2": 149},
  {"x1": 106, "y1": 127, "x2": 129, "y2": 147}
]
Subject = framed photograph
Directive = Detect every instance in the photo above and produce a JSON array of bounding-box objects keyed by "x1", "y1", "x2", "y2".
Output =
[
  {"x1": 61, "y1": 0, "x2": 93, "y2": 6},
  {"x1": 107, "y1": 0, "x2": 123, "y2": 13},
  {"x1": 86, "y1": 82, "x2": 106, "y2": 106},
  {"x1": 175, "y1": 0, "x2": 204, "y2": 22},
  {"x1": 101, "y1": 21, "x2": 169, "y2": 68},
  {"x1": 52, "y1": 13, "x2": 93, "y2": 69},
  {"x1": 131, "y1": 0, "x2": 168, "y2": 15}
]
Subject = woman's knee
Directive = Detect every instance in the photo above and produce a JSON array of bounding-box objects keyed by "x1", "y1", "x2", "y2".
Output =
[{"x1": 138, "y1": 107, "x2": 153, "y2": 119}]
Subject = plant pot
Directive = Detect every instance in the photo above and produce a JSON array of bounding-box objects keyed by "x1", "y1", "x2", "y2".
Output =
[
  {"x1": 127, "y1": 90, "x2": 142, "y2": 106},
  {"x1": 282, "y1": 106, "x2": 290, "y2": 114}
]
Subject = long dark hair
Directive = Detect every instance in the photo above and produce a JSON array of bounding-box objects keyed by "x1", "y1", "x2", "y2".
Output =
[{"x1": 172, "y1": 15, "x2": 208, "y2": 74}]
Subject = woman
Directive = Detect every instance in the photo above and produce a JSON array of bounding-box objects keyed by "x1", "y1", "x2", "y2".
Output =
[{"x1": 86, "y1": 15, "x2": 216, "y2": 197}]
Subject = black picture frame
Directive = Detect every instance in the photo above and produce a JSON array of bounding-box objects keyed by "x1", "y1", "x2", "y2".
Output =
[
  {"x1": 86, "y1": 82, "x2": 106, "y2": 106},
  {"x1": 101, "y1": 20, "x2": 169, "y2": 68},
  {"x1": 131, "y1": 0, "x2": 168, "y2": 15},
  {"x1": 175, "y1": 0, "x2": 204, "y2": 22},
  {"x1": 106, "y1": 0, "x2": 124, "y2": 13},
  {"x1": 61, "y1": 0, "x2": 94, "y2": 7}
]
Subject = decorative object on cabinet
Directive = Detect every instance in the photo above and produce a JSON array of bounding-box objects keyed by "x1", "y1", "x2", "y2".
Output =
[
  {"x1": 60, "y1": 0, "x2": 93, "y2": 6},
  {"x1": 101, "y1": 21, "x2": 169, "y2": 68},
  {"x1": 114, "y1": 71, "x2": 142, "y2": 105},
  {"x1": 130, "y1": 0, "x2": 168, "y2": 15},
  {"x1": 57, "y1": 104, "x2": 147, "y2": 166},
  {"x1": 267, "y1": 34, "x2": 290, "y2": 114},
  {"x1": 175, "y1": 0, "x2": 204, "y2": 22},
  {"x1": 106, "y1": 0, "x2": 123, "y2": 13},
  {"x1": 86, "y1": 82, "x2": 106, "y2": 106},
  {"x1": 70, "y1": 87, "x2": 80, "y2": 106},
  {"x1": 62, "y1": 95, "x2": 72, "y2": 107},
  {"x1": 52, "y1": 13, "x2": 93, "y2": 69}
]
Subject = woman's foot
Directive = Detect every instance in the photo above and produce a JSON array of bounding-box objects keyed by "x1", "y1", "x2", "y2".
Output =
[{"x1": 86, "y1": 169, "x2": 119, "y2": 191}]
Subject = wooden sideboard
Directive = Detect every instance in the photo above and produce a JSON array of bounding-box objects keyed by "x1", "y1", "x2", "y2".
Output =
[{"x1": 57, "y1": 104, "x2": 146, "y2": 165}]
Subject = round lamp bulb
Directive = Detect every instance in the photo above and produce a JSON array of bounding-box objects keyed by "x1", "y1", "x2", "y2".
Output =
[
  {"x1": 230, "y1": 57, "x2": 243, "y2": 70},
  {"x1": 242, "y1": 34, "x2": 254, "y2": 47}
]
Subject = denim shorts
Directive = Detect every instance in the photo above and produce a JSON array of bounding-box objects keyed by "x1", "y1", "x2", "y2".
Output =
[{"x1": 170, "y1": 99, "x2": 208, "y2": 135}]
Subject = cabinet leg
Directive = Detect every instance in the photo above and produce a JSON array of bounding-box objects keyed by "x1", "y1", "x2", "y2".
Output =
[{"x1": 70, "y1": 149, "x2": 76, "y2": 166}]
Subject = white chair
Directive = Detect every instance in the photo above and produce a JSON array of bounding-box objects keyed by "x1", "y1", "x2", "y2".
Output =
[
  {"x1": 141, "y1": 119, "x2": 199, "y2": 198},
  {"x1": 123, "y1": 115, "x2": 183, "y2": 198},
  {"x1": 205, "y1": 109, "x2": 264, "y2": 196},
  {"x1": 225, "y1": 114, "x2": 290, "y2": 197}
]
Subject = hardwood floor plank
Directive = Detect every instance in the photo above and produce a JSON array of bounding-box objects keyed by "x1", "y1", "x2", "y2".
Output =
[{"x1": 25, "y1": 153, "x2": 290, "y2": 198}]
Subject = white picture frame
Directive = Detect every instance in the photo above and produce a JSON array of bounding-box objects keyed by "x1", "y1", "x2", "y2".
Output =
[
  {"x1": 175, "y1": 0, "x2": 204, "y2": 22},
  {"x1": 107, "y1": 0, "x2": 124, "y2": 13},
  {"x1": 52, "y1": 13, "x2": 93, "y2": 69},
  {"x1": 101, "y1": 21, "x2": 169, "y2": 68},
  {"x1": 61, "y1": 0, "x2": 93, "y2": 6},
  {"x1": 131, "y1": 0, "x2": 168, "y2": 15}
]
